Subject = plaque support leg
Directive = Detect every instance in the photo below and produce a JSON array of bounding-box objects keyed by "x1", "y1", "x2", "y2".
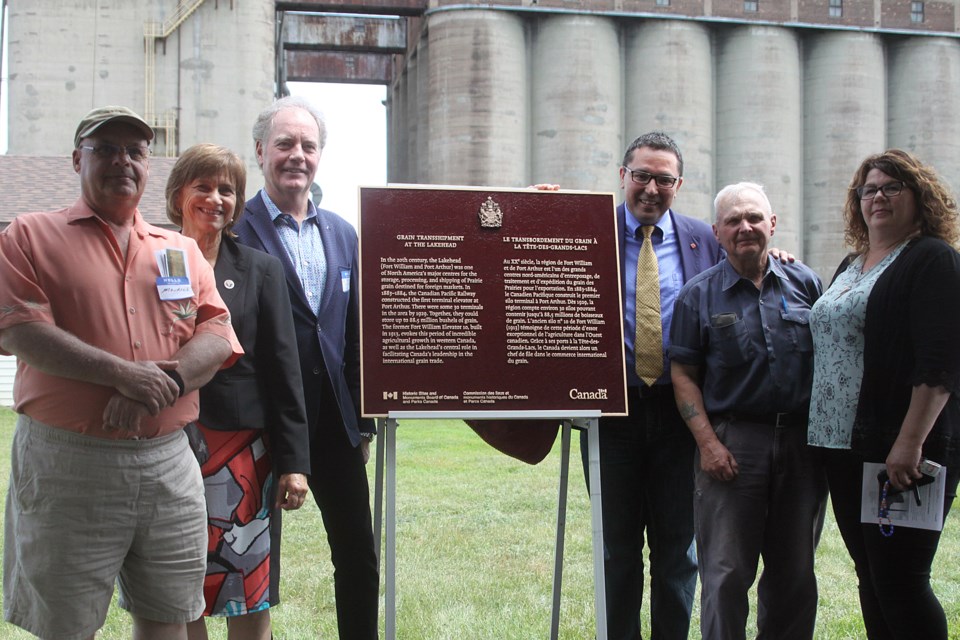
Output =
[
  {"x1": 586, "y1": 417, "x2": 607, "y2": 640},
  {"x1": 384, "y1": 417, "x2": 398, "y2": 640},
  {"x1": 374, "y1": 417, "x2": 386, "y2": 566},
  {"x1": 375, "y1": 413, "x2": 602, "y2": 640},
  {"x1": 550, "y1": 422, "x2": 573, "y2": 640}
]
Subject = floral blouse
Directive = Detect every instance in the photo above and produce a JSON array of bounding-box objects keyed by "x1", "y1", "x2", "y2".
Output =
[{"x1": 807, "y1": 243, "x2": 908, "y2": 449}]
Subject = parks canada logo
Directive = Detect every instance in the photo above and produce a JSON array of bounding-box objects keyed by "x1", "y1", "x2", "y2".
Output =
[{"x1": 569, "y1": 388, "x2": 608, "y2": 400}]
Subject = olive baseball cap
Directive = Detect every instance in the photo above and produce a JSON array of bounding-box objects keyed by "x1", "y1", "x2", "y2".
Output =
[{"x1": 74, "y1": 106, "x2": 154, "y2": 148}]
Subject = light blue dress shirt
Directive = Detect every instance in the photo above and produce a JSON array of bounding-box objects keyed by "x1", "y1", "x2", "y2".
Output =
[
  {"x1": 623, "y1": 208, "x2": 683, "y2": 387},
  {"x1": 261, "y1": 190, "x2": 328, "y2": 316}
]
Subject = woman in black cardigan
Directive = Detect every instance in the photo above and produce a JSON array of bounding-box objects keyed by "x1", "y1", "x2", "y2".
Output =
[
  {"x1": 166, "y1": 144, "x2": 311, "y2": 640},
  {"x1": 808, "y1": 149, "x2": 960, "y2": 639}
]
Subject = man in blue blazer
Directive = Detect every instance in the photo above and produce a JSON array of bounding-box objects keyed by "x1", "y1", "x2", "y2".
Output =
[
  {"x1": 234, "y1": 96, "x2": 378, "y2": 639},
  {"x1": 588, "y1": 132, "x2": 720, "y2": 640}
]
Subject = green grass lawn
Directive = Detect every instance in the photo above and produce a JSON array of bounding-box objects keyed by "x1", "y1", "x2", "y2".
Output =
[{"x1": 0, "y1": 408, "x2": 957, "y2": 638}]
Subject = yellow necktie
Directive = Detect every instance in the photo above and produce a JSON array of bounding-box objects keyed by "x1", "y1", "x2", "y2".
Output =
[{"x1": 635, "y1": 225, "x2": 663, "y2": 386}]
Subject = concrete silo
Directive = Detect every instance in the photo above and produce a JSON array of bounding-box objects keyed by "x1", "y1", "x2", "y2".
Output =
[
  {"x1": 716, "y1": 25, "x2": 803, "y2": 254},
  {"x1": 415, "y1": 40, "x2": 430, "y2": 184},
  {"x1": 623, "y1": 20, "x2": 714, "y2": 221},
  {"x1": 165, "y1": 0, "x2": 275, "y2": 165},
  {"x1": 888, "y1": 36, "x2": 960, "y2": 195},
  {"x1": 6, "y1": 0, "x2": 275, "y2": 186},
  {"x1": 529, "y1": 14, "x2": 621, "y2": 192},
  {"x1": 426, "y1": 9, "x2": 527, "y2": 187},
  {"x1": 803, "y1": 31, "x2": 886, "y2": 279},
  {"x1": 8, "y1": 0, "x2": 151, "y2": 154}
]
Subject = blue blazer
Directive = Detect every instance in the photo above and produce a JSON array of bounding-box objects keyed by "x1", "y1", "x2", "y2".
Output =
[
  {"x1": 615, "y1": 202, "x2": 721, "y2": 296},
  {"x1": 616, "y1": 203, "x2": 720, "y2": 385},
  {"x1": 235, "y1": 193, "x2": 371, "y2": 447}
]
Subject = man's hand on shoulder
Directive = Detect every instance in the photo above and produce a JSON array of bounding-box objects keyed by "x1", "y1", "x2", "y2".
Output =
[{"x1": 768, "y1": 247, "x2": 796, "y2": 264}]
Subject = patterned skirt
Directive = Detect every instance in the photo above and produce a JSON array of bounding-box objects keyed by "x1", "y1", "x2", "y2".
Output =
[{"x1": 186, "y1": 422, "x2": 278, "y2": 617}]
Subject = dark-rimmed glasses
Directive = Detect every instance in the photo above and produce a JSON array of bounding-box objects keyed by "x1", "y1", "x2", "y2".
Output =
[
  {"x1": 623, "y1": 166, "x2": 678, "y2": 189},
  {"x1": 78, "y1": 144, "x2": 151, "y2": 162},
  {"x1": 856, "y1": 181, "x2": 904, "y2": 200}
]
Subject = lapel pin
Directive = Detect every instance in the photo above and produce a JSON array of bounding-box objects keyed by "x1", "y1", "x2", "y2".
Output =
[
  {"x1": 224, "y1": 279, "x2": 235, "y2": 290},
  {"x1": 690, "y1": 242, "x2": 697, "y2": 249}
]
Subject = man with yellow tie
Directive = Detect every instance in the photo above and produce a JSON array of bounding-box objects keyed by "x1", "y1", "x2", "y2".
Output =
[{"x1": 583, "y1": 132, "x2": 721, "y2": 640}]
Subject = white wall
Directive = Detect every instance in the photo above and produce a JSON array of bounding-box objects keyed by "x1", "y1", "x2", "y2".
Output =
[{"x1": 0, "y1": 356, "x2": 15, "y2": 407}]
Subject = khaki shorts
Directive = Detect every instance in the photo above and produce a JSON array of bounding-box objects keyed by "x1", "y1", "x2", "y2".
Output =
[{"x1": 3, "y1": 415, "x2": 207, "y2": 640}]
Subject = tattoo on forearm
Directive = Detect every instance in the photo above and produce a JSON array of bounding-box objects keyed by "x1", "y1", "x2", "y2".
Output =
[{"x1": 679, "y1": 402, "x2": 700, "y2": 421}]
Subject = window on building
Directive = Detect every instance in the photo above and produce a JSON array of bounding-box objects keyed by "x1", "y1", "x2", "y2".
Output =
[
  {"x1": 744, "y1": 1, "x2": 758, "y2": 12},
  {"x1": 656, "y1": 0, "x2": 670, "y2": 6},
  {"x1": 911, "y1": 2, "x2": 924, "y2": 23},
  {"x1": 829, "y1": 0, "x2": 842, "y2": 18}
]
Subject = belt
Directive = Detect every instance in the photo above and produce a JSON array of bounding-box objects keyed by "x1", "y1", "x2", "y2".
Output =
[
  {"x1": 712, "y1": 411, "x2": 808, "y2": 428},
  {"x1": 632, "y1": 383, "x2": 673, "y2": 400}
]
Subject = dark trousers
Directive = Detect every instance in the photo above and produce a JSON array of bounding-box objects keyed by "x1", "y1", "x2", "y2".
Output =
[
  {"x1": 823, "y1": 448, "x2": 958, "y2": 640},
  {"x1": 308, "y1": 388, "x2": 379, "y2": 640},
  {"x1": 581, "y1": 385, "x2": 698, "y2": 640}
]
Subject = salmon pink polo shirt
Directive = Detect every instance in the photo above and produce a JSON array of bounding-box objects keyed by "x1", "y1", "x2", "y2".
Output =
[{"x1": 0, "y1": 200, "x2": 243, "y2": 438}]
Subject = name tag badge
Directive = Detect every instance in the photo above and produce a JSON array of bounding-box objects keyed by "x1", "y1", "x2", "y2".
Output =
[
  {"x1": 341, "y1": 268, "x2": 351, "y2": 293},
  {"x1": 156, "y1": 276, "x2": 193, "y2": 301},
  {"x1": 155, "y1": 248, "x2": 193, "y2": 300}
]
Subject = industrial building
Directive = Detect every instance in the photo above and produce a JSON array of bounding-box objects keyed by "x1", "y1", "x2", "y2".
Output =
[
  {"x1": 2, "y1": 0, "x2": 958, "y2": 403},
  {"x1": 3, "y1": 1, "x2": 959, "y2": 278}
]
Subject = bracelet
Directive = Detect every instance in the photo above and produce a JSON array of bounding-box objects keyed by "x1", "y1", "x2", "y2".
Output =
[{"x1": 165, "y1": 369, "x2": 186, "y2": 397}]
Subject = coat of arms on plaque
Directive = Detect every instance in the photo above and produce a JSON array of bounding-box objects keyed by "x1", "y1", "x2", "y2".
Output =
[{"x1": 478, "y1": 196, "x2": 503, "y2": 228}]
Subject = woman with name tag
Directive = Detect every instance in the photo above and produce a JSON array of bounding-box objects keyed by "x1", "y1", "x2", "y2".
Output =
[
  {"x1": 807, "y1": 149, "x2": 960, "y2": 639},
  {"x1": 166, "y1": 144, "x2": 311, "y2": 640}
]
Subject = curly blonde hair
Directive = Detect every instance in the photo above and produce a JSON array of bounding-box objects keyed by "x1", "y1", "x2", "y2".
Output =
[{"x1": 844, "y1": 149, "x2": 959, "y2": 253}]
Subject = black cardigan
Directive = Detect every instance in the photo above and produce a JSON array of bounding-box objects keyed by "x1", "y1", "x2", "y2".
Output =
[
  {"x1": 833, "y1": 237, "x2": 960, "y2": 467},
  {"x1": 198, "y1": 236, "x2": 311, "y2": 477}
]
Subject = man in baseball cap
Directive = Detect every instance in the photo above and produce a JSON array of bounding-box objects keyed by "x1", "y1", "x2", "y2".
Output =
[
  {"x1": 73, "y1": 105, "x2": 155, "y2": 148},
  {"x1": 0, "y1": 106, "x2": 242, "y2": 639}
]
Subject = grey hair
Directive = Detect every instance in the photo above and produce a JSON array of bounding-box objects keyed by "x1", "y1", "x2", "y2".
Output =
[
  {"x1": 713, "y1": 182, "x2": 772, "y2": 222},
  {"x1": 251, "y1": 95, "x2": 327, "y2": 149}
]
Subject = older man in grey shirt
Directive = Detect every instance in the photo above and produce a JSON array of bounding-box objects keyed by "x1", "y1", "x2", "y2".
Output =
[{"x1": 669, "y1": 182, "x2": 827, "y2": 640}]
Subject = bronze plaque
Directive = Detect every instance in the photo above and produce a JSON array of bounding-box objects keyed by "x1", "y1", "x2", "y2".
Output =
[{"x1": 359, "y1": 186, "x2": 627, "y2": 417}]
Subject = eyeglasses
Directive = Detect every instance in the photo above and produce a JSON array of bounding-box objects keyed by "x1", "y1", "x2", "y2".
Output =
[
  {"x1": 623, "y1": 166, "x2": 678, "y2": 189},
  {"x1": 856, "y1": 181, "x2": 904, "y2": 200},
  {"x1": 79, "y1": 144, "x2": 151, "y2": 162}
]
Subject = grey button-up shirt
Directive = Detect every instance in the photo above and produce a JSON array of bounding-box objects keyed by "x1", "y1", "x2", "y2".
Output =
[{"x1": 669, "y1": 258, "x2": 822, "y2": 415}]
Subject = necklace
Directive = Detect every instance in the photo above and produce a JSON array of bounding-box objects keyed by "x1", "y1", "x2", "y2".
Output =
[
  {"x1": 835, "y1": 238, "x2": 911, "y2": 298},
  {"x1": 833, "y1": 256, "x2": 869, "y2": 298}
]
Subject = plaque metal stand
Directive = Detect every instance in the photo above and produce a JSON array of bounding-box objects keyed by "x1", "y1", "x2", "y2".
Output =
[{"x1": 372, "y1": 411, "x2": 607, "y2": 640}]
